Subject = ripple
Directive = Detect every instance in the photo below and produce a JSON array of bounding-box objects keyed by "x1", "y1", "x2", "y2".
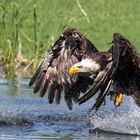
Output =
[{"x1": 89, "y1": 128, "x2": 140, "y2": 136}]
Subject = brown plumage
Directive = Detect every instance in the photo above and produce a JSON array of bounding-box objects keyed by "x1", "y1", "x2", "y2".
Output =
[
  {"x1": 78, "y1": 33, "x2": 140, "y2": 111},
  {"x1": 29, "y1": 28, "x2": 98, "y2": 110},
  {"x1": 29, "y1": 28, "x2": 140, "y2": 112}
]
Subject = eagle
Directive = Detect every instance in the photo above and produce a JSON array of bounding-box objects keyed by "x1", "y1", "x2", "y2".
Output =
[
  {"x1": 72, "y1": 33, "x2": 140, "y2": 111},
  {"x1": 29, "y1": 28, "x2": 140, "y2": 111}
]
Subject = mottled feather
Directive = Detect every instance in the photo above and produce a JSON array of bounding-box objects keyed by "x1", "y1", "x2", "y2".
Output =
[{"x1": 29, "y1": 28, "x2": 98, "y2": 110}]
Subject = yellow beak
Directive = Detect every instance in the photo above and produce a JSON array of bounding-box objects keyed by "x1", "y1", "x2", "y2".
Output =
[{"x1": 69, "y1": 66, "x2": 81, "y2": 76}]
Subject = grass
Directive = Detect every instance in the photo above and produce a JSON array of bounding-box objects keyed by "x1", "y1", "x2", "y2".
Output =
[{"x1": 0, "y1": 0, "x2": 140, "y2": 74}]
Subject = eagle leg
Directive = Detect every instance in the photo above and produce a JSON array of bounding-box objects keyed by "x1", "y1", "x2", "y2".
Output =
[{"x1": 114, "y1": 92, "x2": 123, "y2": 106}]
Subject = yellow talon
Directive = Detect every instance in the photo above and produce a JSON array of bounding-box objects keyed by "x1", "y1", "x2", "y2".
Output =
[{"x1": 114, "y1": 92, "x2": 123, "y2": 106}]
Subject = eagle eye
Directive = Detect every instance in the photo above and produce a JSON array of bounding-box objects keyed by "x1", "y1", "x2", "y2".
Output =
[{"x1": 78, "y1": 66, "x2": 82, "y2": 68}]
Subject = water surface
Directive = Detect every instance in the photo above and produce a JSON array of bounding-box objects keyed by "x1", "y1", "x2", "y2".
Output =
[{"x1": 0, "y1": 71, "x2": 140, "y2": 140}]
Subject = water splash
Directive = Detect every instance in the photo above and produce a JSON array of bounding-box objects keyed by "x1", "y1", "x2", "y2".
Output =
[
  {"x1": 89, "y1": 96, "x2": 140, "y2": 135},
  {"x1": 0, "y1": 92, "x2": 90, "y2": 126},
  {"x1": 0, "y1": 104, "x2": 35, "y2": 125}
]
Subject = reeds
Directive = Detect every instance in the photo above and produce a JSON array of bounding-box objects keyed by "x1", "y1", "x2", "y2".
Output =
[{"x1": 0, "y1": 0, "x2": 140, "y2": 77}]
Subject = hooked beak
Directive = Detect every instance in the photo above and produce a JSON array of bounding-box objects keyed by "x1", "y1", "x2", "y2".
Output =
[{"x1": 69, "y1": 66, "x2": 81, "y2": 76}]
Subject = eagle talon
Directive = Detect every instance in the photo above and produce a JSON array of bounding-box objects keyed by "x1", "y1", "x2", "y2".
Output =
[{"x1": 114, "y1": 92, "x2": 123, "y2": 106}]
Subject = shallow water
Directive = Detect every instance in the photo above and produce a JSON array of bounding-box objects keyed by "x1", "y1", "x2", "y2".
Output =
[{"x1": 0, "y1": 72, "x2": 140, "y2": 140}]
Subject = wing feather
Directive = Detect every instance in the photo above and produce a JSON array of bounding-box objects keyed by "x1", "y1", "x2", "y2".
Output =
[
  {"x1": 33, "y1": 72, "x2": 46, "y2": 93},
  {"x1": 78, "y1": 33, "x2": 121, "y2": 111},
  {"x1": 40, "y1": 79, "x2": 49, "y2": 97},
  {"x1": 29, "y1": 28, "x2": 98, "y2": 110},
  {"x1": 48, "y1": 83, "x2": 58, "y2": 104},
  {"x1": 113, "y1": 33, "x2": 140, "y2": 107},
  {"x1": 54, "y1": 85, "x2": 63, "y2": 104},
  {"x1": 78, "y1": 33, "x2": 140, "y2": 111}
]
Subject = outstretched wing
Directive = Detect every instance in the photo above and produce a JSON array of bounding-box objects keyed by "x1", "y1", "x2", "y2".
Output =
[
  {"x1": 112, "y1": 33, "x2": 140, "y2": 88},
  {"x1": 78, "y1": 33, "x2": 140, "y2": 111},
  {"x1": 78, "y1": 37, "x2": 120, "y2": 111},
  {"x1": 112, "y1": 33, "x2": 140, "y2": 107},
  {"x1": 29, "y1": 28, "x2": 98, "y2": 110}
]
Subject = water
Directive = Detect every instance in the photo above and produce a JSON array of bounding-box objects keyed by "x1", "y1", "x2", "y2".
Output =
[{"x1": 0, "y1": 72, "x2": 140, "y2": 139}]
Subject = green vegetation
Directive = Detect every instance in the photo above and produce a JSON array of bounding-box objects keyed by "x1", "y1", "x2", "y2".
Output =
[{"x1": 0, "y1": 0, "x2": 140, "y2": 74}]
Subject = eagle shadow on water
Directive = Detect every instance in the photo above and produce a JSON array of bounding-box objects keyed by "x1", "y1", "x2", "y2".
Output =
[{"x1": 29, "y1": 28, "x2": 140, "y2": 112}]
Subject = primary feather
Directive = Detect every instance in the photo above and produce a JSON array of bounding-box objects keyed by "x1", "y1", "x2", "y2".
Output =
[
  {"x1": 78, "y1": 33, "x2": 140, "y2": 111},
  {"x1": 29, "y1": 28, "x2": 98, "y2": 110}
]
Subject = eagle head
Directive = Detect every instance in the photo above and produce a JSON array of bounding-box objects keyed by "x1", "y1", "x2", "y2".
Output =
[
  {"x1": 69, "y1": 53, "x2": 112, "y2": 77},
  {"x1": 69, "y1": 58, "x2": 101, "y2": 77}
]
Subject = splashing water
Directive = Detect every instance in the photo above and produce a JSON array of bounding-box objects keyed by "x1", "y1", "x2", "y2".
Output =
[
  {"x1": 89, "y1": 96, "x2": 140, "y2": 135},
  {"x1": 0, "y1": 74, "x2": 140, "y2": 139}
]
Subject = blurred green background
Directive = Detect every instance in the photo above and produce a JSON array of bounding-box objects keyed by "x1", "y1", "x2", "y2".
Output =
[{"x1": 0, "y1": 0, "x2": 140, "y2": 72}]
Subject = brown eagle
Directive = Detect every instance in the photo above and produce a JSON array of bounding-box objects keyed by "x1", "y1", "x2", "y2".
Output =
[{"x1": 29, "y1": 28, "x2": 140, "y2": 111}]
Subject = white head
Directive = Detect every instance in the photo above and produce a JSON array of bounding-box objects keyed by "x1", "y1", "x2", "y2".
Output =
[{"x1": 69, "y1": 58, "x2": 101, "y2": 76}]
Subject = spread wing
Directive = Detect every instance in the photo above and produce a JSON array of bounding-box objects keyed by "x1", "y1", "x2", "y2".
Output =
[
  {"x1": 78, "y1": 37, "x2": 120, "y2": 111},
  {"x1": 112, "y1": 33, "x2": 140, "y2": 107},
  {"x1": 29, "y1": 28, "x2": 98, "y2": 110},
  {"x1": 112, "y1": 33, "x2": 140, "y2": 87},
  {"x1": 78, "y1": 33, "x2": 140, "y2": 111}
]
